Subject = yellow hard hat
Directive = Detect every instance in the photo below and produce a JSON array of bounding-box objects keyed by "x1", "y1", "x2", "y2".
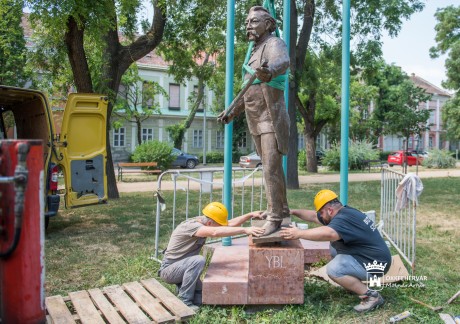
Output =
[
  {"x1": 314, "y1": 189, "x2": 338, "y2": 212},
  {"x1": 202, "y1": 202, "x2": 228, "y2": 225}
]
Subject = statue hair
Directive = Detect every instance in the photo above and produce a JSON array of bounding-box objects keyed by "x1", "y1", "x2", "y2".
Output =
[{"x1": 249, "y1": 6, "x2": 277, "y2": 34}]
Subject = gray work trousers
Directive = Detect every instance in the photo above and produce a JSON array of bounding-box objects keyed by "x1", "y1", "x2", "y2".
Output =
[
  {"x1": 159, "y1": 255, "x2": 205, "y2": 306},
  {"x1": 253, "y1": 133, "x2": 289, "y2": 221}
]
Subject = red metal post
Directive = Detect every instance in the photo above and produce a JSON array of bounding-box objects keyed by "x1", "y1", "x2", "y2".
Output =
[{"x1": 0, "y1": 140, "x2": 45, "y2": 324}]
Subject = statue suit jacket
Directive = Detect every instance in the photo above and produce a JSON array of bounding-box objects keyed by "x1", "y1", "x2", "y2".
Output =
[{"x1": 232, "y1": 35, "x2": 290, "y2": 155}]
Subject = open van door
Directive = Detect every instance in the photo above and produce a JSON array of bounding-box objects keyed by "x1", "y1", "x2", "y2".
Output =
[{"x1": 58, "y1": 94, "x2": 108, "y2": 207}]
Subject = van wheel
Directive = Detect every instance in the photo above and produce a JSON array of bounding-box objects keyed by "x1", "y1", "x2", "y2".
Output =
[{"x1": 256, "y1": 163, "x2": 262, "y2": 168}]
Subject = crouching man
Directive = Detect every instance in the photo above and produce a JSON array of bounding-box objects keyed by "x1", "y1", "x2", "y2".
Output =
[
  {"x1": 280, "y1": 190, "x2": 391, "y2": 312},
  {"x1": 158, "y1": 202, "x2": 265, "y2": 311}
]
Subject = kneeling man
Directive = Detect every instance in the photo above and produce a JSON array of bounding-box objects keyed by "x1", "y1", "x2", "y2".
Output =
[
  {"x1": 159, "y1": 202, "x2": 265, "y2": 310},
  {"x1": 280, "y1": 190, "x2": 391, "y2": 312}
]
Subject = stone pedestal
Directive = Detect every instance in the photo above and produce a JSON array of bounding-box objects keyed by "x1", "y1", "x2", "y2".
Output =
[
  {"x1": 203, "y1": 236, "x2": 328, "y2": 305},
  {"x1": 247, "y1": 238, "x2": 304, "y2": 304},
  {"x1": 202, "y1": 239, "x2": 248, "y2": 305}
]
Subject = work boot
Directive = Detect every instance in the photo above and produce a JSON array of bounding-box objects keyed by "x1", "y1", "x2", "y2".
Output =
[
  {"x1": 353, "y1": 290, "x2": 385, "y2": 312},
  {"x1": 261, "y1": 220, "x2": 282, "y2": 236}
]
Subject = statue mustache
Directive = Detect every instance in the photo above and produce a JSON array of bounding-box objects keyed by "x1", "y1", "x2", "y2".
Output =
[{"x1": 247, "y1": 30, "x2": 259, "y2": 38}]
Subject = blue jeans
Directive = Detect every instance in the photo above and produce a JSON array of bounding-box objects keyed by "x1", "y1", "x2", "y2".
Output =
[
  {"x1": 159, "y1": 255, "x2": 205, "y2": 305},
  {"x1": 327, "y1": 246, "x2": 367, "y2": 281}
]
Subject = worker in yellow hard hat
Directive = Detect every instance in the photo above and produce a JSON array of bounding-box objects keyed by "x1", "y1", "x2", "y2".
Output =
[
  {"x1": 158, "y1": 202, "x2": 265, "y2": 311},
  {"x1": 280, "y1": 189, "x2": 391, "y2": 313}
]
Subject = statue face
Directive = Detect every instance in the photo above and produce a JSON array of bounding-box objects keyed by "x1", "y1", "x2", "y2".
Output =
[{"x1": 245, "y1": 10, "x2": 268, "y2": 42}]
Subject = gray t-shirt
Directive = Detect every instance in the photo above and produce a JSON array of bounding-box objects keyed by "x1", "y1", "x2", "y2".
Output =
[{"x1": 163, "y1": 217, "x2": 205, "y2": 262}]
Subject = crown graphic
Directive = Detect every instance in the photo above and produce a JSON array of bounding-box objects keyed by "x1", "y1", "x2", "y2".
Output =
[{"x1": 363, "y1": 260, "x2": 387, "y2": 272}]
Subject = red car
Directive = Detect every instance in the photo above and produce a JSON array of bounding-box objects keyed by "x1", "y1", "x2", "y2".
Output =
[{"x1": 387, "y1": 150, "x2": 423, "y2": 166}]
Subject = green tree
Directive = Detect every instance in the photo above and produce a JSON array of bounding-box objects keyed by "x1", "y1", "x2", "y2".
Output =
[
  {"x1": 25, "y1": 0, "x2": 166, "y2": 198},
  {"x1": 0, "y1": 0, "x2": 29, "y2": 86},
  {"x1": 298, "y1": 46, "x2": 342, "y2": 173},
  {"x1": 159, "y1": 0, "x2": 225, "y2": 150},
  {"x1": 349, "y1": 79, "x2": 379, "y2": 143},
  {"x1": 288, "y1": 0, "x2": 424, "y2": 178},
  {"x1": 430, "y1": 5, "x2": 460, "y2": 143},
  {"x1": 113, "y1": 65, "x2": 167, "y2": 145},
  {"x1": 441, "y1": 96, "x2": 460, "y2": 141},
  {"x1": 382, "y1": 79, "x2": 431, "y2": 172}
]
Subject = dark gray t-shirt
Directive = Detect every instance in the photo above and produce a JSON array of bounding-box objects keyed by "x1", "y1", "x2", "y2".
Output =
[
  {"x1": 163, "y1": 217, "x2": 205, "y2": 262},
  {"x1": 318, "y1": 206, "x2": 392, "y2": 273}
]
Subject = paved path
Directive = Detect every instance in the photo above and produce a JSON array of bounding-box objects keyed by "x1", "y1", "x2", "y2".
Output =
[{"x1": 116, "y1": 167, "x2": 460, "y2": 193}]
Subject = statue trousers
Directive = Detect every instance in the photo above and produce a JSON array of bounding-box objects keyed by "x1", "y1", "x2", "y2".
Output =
[{"x1": 253, "y1": 132, "x2": 289, "y2": 222}]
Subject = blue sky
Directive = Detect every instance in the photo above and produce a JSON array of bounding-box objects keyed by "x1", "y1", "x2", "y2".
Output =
[{"x1": 382, "y1": 0, "x2": 457, "y2": 91}]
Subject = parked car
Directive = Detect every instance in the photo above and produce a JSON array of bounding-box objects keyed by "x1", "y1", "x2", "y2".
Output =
[
  {"x1": 387, "y1": 150, "x2": 423, "y2": 166},
  {"x1": 316, "y1": 149, "x2": 325, "y2": 165},
  {"x1": 411, "y1": 150, "x2": 429, "y2": 158},
  {"x1": 239, "y1": 152, "x2": 262, "y2": 168},
  {"x1": 171, "y1": 148, "x2": 199, "y2": 169},
  {"x1": 0, "y1": 85, "x2": 108, "y2": 228}
]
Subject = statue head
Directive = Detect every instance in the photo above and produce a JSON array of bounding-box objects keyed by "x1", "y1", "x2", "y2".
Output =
[{"x1": 246, "y1": 6, "x2": 276, "y2": 42}]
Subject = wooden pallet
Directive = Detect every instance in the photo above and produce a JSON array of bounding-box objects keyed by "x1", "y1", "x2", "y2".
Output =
[{"x1": 45, "y1": 278, "x2": 195, "y2": 324}]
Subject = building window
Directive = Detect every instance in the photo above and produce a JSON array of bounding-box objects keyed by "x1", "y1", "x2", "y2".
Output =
[
  {"x1": 113, "y1": 127, "x2": 125, "y2": 147},
  {"x1": 169, "y1": 84, "x2": 180, "y2": 110},
  {"x1": 298, "y1": 134, "x2": 305, "y2": 150},
  {"x1": 429, "y1": 111, "x2": 435, "y2": 125},
  {"x1": 216, "y1": 131, "x2": 224, "y2": 149},
  {"x1": 142, "y1": 128, "x2": 154, "y2": 142},
  {"x1": 143, "y1": 82, "x2": 155, "y2": 108},
  {"x1": 408, "y1": 137, "x2": 413, "y2": 149},
  {"x1": 429, "y1": 137, "x2": 433, "y2": 148},
  {"x1": 238, "y1": 131, "x2": 247, "y2": 149},
  {"x1": 193, "y1": 129, "x2": 203, "y2": 148}
]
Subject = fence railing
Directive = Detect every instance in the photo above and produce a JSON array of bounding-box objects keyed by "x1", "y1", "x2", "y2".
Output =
[
  {"x1": 380, "y1": 167, "x2": 417, "y2": 273},
  {"x1": 153, "y1": 167, "x2": 265, "y2": 259}
]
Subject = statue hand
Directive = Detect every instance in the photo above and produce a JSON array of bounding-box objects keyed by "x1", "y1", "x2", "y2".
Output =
[
  {"x1": 255, "y1": 66, "x2": 273, "y2": 83},
  {"x1": 217, "y1": 110, "x2": 233, "y2": 124}
]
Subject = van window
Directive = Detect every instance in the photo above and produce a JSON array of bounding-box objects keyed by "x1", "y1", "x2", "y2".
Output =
[{"x1": 1, "y1": 110, "x2": 16, "y2": 139}]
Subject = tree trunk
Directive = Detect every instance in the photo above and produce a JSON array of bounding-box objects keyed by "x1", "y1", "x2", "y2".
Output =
[
  {"x1": 305, "y1": 131, "x2": 318, "y2": 173},
  {"x1": 136, "y1": 118, "x2": 142, "y2": 145},
  {"x1": 64, "y1": 15, "x2": 93, "y2": 93},
  {"x1": 286, "y1": 0, "x2": 299, "y2": 189},
  {"x1": 106, "y1": 127, "x2": 118, "y2": 198}
]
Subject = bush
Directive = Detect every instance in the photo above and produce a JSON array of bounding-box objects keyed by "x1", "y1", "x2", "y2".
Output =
[
  {"x1": 380, "y1": 151, "x2": 392, "y2": 161},
  {"x1": 298, "y1": 150, "x2": 306, "y2": 168},
  {"x1": 422, "y1": 149, "x2": 456, "y2": 169},
  {"x1": 131, "y1": 140, "x2": 175, "y2": 171},
  {"x1": 322, "y1": 141, "x2": 380, "y2": 171},
  {"x1": 198, "y1": 151, "x2": 225, "y2": 163}
]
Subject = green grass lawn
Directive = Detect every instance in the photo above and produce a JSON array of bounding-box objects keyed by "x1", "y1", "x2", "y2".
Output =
[{"x1": 45, "y1": 177, "x2": 460, "y2": 323}]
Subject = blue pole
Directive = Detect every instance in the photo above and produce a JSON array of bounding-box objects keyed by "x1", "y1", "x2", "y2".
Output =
[
  {"x1": 282, "y1": 0, "x2": 290, "y2": 176},
  {"x1": 340, "y1": 0, "x2": 350, "y2": 204},
  {"x1": 222, "y1": 0, "x2": 235, "y2": 246}
]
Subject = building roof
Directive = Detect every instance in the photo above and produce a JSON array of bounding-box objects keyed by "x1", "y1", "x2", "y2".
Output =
[
  {"x1": 410, "y1": 74, "x2": 451, "y2": 97},
  {"x1": 137, "y1": 51, "x2": 169, "y2": 67}
]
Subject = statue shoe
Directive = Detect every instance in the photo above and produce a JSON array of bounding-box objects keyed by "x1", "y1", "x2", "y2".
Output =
[{"x1": 261, "y1": 220, "x2": 282, "y2": 236}]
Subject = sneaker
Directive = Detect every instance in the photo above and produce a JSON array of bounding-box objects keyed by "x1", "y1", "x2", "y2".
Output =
[
  {"x1": 353, "y1": 291, "x2": 385, "y2": 312},
  {"x1": 186, "y1": 303, "x2": 200, "y2": 312}
]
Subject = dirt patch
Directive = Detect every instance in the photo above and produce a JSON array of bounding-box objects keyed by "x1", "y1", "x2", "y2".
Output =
[{"x1": 417, "y1": 209, "x2": 460, "y2": 235}]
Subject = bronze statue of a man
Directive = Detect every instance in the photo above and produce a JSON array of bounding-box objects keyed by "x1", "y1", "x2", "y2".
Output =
[{"x1": 218, "y1": 6, "x2": 290, "y2": 236}]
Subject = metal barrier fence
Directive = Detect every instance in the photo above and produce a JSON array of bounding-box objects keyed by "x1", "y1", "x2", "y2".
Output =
[
  {"x1": 153, "y1": 167, "x2": 265, "y2": 259},
  {"x1": 380, "y1": 167, "x2": 417, "y2": 273}
]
